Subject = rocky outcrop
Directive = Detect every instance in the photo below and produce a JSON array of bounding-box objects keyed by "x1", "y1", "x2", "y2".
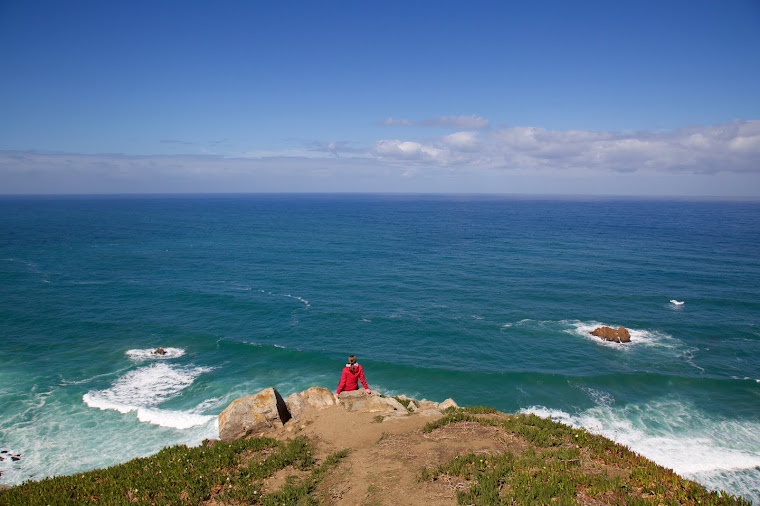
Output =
[
  {"x1": 285, "y1": 386, "x2": 338, "y2": 423},
  {"x1": 218, "y1": 387, "x2": 291, "y2": 441},
  {"x1": 219, "y1": 386, "x2": 459, "y2": 439},
  {"x1": 439, "y1": 398, "x2": 459, "y2": 410},
  {"x1": 339, "y1": 390, "x2": 407, "y2": 415},
  {"x1": 591, "y1": 326, "x2": 631, "y2": 343},
  {"x1": 153, "y1": 348, "x2": 166, "y2": 355}
]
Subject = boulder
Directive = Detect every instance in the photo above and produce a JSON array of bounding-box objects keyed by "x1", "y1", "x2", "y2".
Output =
[
  {"x1": 590, "y1": 326, "x2": 631, "y2": 343},
  {"x1": 218, "y1": 387, "x2": 291, "y2": 441},
  {"x1": 439, "y1": 398, "x2": 458, "y2": 410},
  {"x1": 415, "y1": 399, "x2": 443, "y2": 416},
  {"x1": 154, "y1": 348, "x2": 166, "y2": 355},
  {"x1": 339, "y1": 391, "x2": 407, "y2": 414},
  {"x1": 285, "y1": 386, "x2": 338, "y2": 422}
]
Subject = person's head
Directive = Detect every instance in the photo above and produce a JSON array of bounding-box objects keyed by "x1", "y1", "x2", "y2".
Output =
[{"x1": 348, "y1": 355, "x2": 357, "y2": 372}]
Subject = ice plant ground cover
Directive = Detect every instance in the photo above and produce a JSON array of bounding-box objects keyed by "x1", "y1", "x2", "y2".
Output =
[{"x1": 0, "y1": 407, "x2": 748, "y2": 505}]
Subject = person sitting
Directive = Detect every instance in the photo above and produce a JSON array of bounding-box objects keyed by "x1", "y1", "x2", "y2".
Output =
[{"x1": 336, "y1": 355, "x2": 371, "y2": 397}]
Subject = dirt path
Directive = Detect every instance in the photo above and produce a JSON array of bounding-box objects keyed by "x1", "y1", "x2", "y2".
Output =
[{"x1": 271, "y1": 406, "x2": 514, "y2": 505}]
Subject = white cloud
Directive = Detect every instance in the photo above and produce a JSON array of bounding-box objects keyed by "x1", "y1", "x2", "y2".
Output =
[
  {"x1": 442, "y1": 131, "x2": 480, "y2": 150},
  {"x1": 1, "y1": 120, "x2": 759, "y2": 196},
  {"x1": 382, "y1": 115, "x2": 490, "y2": 130},
  {"x1": 382, "y1": 117, "x2": 414, "y2": 127},
  {"x1": 371, "y1": 120, "x2": 760, "y2": 175}
]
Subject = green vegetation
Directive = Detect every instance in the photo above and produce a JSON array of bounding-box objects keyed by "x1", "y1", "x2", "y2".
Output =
[
  {"x1": 0, "y1": 437, "x2": 349, "y2": 506},
  {"x1": 1, "y1": 405, "x2": 749, "y2": 505},
  {"x1": 392, "y1": 396, "x2": 414, "y2": 412},
  {"x1": 420, "y1": 408, "x2": 750, "y2": 505}
]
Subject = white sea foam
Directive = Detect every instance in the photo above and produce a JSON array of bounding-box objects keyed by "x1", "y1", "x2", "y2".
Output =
[
  {"x1": 522, "y1": 399, "x2": 760, "y2": 502},
  {"x1": 59, "y1": 370, "x2": 126, "y2": 386},
  {"x1": 563, "y1": 320, "x2": 678, "y2": 349},
  {"x1": 256, "y1": 289, "x2": 310, "y2": 307},
  {"x1": 135, "y1": 408, "x2": 215, "y2": 429},
  {"x1": 83, "y1": 362, "x2": 214, "y2": 429},
  {"x1": 579, "y1": 386, "x2": 615, "y2": 407},
  {"x1": 284, "y1": 294, "x2": 310, "y2": 306},
  {"x1": 732, "y1": 376, "x2": 760, "y2": 383},
  {"x1": 125, "y1": 347, "x2": 186, "y2": 361}
]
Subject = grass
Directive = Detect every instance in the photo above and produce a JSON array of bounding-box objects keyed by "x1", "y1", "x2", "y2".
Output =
[
  {"x1": 1, "y1": 405, "x2": 750, "y2": 505},
  {"x1": 0, "y1": 437, "x2": 349, "y2": 506},
  {"x1": 420, "y1": 408, "x2": 751, "y2": 505},
  {"x1": 392, "y1": 396, "x2": 414, "y2": 412}
]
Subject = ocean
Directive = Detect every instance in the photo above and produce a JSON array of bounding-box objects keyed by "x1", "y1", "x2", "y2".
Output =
[{"x1": 1, "y1": 194, "x2": 759, "y2": 502}]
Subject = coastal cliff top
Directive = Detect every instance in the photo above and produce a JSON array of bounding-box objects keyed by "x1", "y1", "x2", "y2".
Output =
[{"x1": 0, "y1": 404, "x2": 749, "y2": 505}]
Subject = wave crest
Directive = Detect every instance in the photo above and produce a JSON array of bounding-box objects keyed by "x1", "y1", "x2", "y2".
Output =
[{"x1": 83, "y1": 363, "x2": 214, "y2": 429}]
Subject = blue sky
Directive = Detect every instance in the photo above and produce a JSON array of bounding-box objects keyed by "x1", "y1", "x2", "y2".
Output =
[{"x1": 1, "y1": 0, "x2": 759, "y2": 195}]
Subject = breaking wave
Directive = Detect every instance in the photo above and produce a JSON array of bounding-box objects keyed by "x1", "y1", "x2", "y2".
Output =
[{"x1": 83, "y1": 362, "x2": 215, "y2": 429}]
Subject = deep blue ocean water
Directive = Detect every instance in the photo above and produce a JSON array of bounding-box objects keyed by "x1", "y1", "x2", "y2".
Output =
[{"x1": 1, "y1": 194, "x2": 759, "y2": 501}]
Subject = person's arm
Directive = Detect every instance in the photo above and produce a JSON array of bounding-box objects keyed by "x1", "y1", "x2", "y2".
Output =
[
  {"x1": 336, "y1": 368, "x2": 348, "y2": 395},
  {"x1": 358, "y1": 365, "x2": 370, "y2": 393}
]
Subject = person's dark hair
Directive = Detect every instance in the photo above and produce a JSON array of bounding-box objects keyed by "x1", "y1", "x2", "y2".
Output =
[{"x1": 348, "y1": 355, "x2": 357, "y2": 373}]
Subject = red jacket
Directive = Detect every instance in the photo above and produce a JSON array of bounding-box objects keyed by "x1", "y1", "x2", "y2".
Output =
[{"x1": 336, "y1": 364, "x2": 368, "y2": 394}]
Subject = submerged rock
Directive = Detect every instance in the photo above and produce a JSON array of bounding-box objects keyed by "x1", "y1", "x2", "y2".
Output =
[{"x1": 218, "y1": 387, "x2": 291, "y2": 441}]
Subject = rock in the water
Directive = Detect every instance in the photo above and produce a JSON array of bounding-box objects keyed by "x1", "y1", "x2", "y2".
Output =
[
  {"x1": 439, "y1": 398, "x2": 458, "y2": 410},
  {"x1": 590, "y1": 326, "x2": 631, "y2": 343},
  {"x1": 339, "y1": 391, "x2": 407, "y2": 414},
  {"x1": 153, "y1": 348, "x2": 166, "y2": 355},
  {"x1": 286, "y1": 386, "x2": 338, "y2": 422},
  {"x1": 218, "y1": 387, "x2": 291, "y2": 441}
]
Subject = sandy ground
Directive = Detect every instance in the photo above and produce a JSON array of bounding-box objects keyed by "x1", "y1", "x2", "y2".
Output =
[{"x1": 262, "y1": 406, "x2": 517, "y2": 506}]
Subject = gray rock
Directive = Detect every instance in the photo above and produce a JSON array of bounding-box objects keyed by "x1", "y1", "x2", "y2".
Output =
[
  {"x1": 285, "y1": 386, "x2": 338, "y2": 422},
  {"x1": 439, "y1": 398, "x2": 458, "y2": 410},
  {"x1": 218, "y1": 387, "x2": 291, "y2": 441},
  {"x1": 416, "y1": 408, "x2": 443, "y2": 417},
  {"x1": 339, "y1": 391, "x2": 407, "y2": 414}
]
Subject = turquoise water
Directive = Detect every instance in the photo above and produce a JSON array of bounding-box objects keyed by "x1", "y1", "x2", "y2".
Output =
[{"x1": 1, "y1": 194, "x2": 759, "y2": 502}]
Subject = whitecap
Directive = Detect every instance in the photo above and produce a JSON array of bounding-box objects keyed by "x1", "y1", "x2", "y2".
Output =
[
  {"x1": 125, "y1": 347, "x2": 185, "y2": 361},
  {"x1": 284, "y1": 294, "x2": 310, "y2": 307},
  {"x1": 580, "y1": 386, "x2": 615, "y2": 407},
  {"x1": 135, "y1": 408, "x2": 216, "y2": 430},
  {"x1": 83, "y1": 362, "x2": 214, "y2": 429},
  {"x1": 563, "y1": 320, "x2": 678, "y2": 349},
  {"x1": 521, "y1": 398, "x2": 760, "y2": 501}
]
